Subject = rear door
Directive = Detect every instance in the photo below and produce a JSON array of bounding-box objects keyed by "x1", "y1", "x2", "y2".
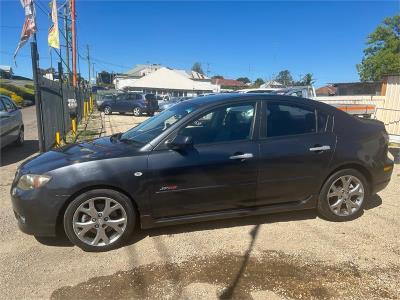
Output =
[{"x1": 257, "y1": 100, "x2": 335, "y2": 205}]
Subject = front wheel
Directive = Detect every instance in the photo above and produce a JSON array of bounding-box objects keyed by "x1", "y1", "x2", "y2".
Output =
[
  {"x1": 63, "y1": 189, "x2": 136, "y2": 251},
  {"x1": 15, "y1": 127, "x2": 24, "y2": 146},
  {"x1": 318, "y1": 169, "x2": 368, "y2": 221},
  {"x1": 104, "y1": 106, "x2": 112, "y2": 115},
  {"x1": 132, "y1": 107, "x2": 142, "y2": 117}
]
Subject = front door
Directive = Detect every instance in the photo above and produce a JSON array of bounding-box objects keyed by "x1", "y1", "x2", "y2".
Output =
[
  {"x1": 148, "y1": 101, "x2": 259, "y2": 218},
  {"x1": 257, "y1": 101, "x2": 336, "y2": 205}
]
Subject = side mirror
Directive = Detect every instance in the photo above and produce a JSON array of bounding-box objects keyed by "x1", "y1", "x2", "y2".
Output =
[{"x1": 166, "y1": 135, "x2": 193, "y2": 150}]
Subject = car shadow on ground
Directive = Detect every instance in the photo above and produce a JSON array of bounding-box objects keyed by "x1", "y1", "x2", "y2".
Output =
[
  {"x1": 0, "y1": 140, "x2": 38, "y2": 167},
  {"x1": 35, "y1": 194, "x2": 383, "y2": 250}
]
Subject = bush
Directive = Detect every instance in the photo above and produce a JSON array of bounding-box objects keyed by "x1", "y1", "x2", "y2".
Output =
[
  {"x1": 0, "y1": 87, "x2": 24, "y2": 106},
  {"x1": 0, "y1": 83, "x2": 34, "y2": 101},
  {"x1": 24, "y1": 84, "x2": 34, "y2": 90}
]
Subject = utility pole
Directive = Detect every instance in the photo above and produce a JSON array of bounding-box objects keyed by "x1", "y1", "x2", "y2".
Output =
[
  {"x1": 64, "y1": 4, "x2": 70, "y2": 85},
  {"x1": 92, "y1": 63, "x2": 95, "y2": 84},
  {"x1": 86, "y1": 44, "x2": 91, "y2": 86},
  {"x1": 71, "y1": 0, "x2": 77, "y2": 87}
]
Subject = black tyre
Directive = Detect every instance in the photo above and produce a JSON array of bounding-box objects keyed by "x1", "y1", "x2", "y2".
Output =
[
  {"x1": 318, "y1": 169, "x2": 368, "y2": 222},
  {"x1": 15, "y1": 127, "x2": 24, "y2": 146},
  {"x1": 132, "y1": 106, "x2": 142, "y2": 117},
  {"x1": 104, "y1": 106, "x2": 112, "y2": 115},
  {"x1": 63, "y1": 189, "x2": 136, "y2": 252}
]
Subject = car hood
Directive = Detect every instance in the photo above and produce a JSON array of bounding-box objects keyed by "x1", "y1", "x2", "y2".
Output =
[{"x1": 19, "y1": 136, "x2": 139, "y2": 174}]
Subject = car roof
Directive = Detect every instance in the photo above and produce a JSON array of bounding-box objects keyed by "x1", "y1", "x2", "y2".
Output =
[{"x1": 188, "y1": 93, "x2": 336, "y2": 113}]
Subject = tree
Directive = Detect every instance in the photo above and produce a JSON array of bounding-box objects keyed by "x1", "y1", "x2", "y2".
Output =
[
  {"x1": 97, "y1": 71, "x2": 113, "y2": 84},
  {"x1": 191, "y1": 62, "x2": 204, "y2": 75},
  {"x1": 357, "y1": 15, "x2": 400, "y2": 81},
  {"x1": 212, "y1": 75, "x2": 224, "y2": 79},
  {"x1": 236, "y1": 77, "x2": 251, "y2": 84},
  {"x1": 302, "y1": 73, "x2": 315, "y2": 85},
  {"x1": 253, "y1": 78, "x2": 265, "y2": 87},
  {"x1": 275, "y1": 70, "x2": 294, "y2": 86}
]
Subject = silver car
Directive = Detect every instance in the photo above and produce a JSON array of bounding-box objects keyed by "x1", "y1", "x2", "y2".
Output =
[{"x1": 0, "y1": 95, "x2": 24, "y2": 148}]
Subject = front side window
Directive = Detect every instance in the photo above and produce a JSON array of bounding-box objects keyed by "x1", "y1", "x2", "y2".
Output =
[
  {"x1": 266, "y1": 103, "x2": 315, "y2": 137},
  {"x1": 120, "y1": 101, "x2": 199, "y2": 144},
  {"x1": 179, "y1": 102, "x2": 255, "y2": 145}
]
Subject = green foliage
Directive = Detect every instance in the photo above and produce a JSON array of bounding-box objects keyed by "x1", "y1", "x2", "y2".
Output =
[
  {"x1": 357, "y1": 15, "x2": 400, "y2": 81},
  {"x1": 302, "y1": 73, "x2": 315, "y2": 85},
  {"x1": 24, "y1": 84, "x2": 34, "y2": 90},
  {"x1": 236, "y1": 77, "x2": 250, "y2": 84},
  {"x1": 0, "y1": 87, "x2": 24, "y2": 106},
  {"x1": 0, "y1": 83, "x2": 34, "y2": 101},
  {"x1": 191, "y1": 62, "x2": 204, "y2": 75},
  {"x1": 212, "y1": 75, "x2": 224, "y2": 79},
  {"x1": 253, "y1": 78, "x2": 265, "y2": 87},
  {"x1": 275, "y1": 70, "x2": 294, "y2": 86}
]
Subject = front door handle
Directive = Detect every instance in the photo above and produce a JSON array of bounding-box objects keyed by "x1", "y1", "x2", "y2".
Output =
[
  {"x1": 309, "y1": 145, "x2": 331, "y2": 152},
  {"x1": 229, "y1": 153, "x2": 254, "y2": 160}
]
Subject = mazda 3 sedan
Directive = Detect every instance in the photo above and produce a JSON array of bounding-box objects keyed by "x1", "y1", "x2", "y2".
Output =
[{"x1": 11, "y1": 94, "x2": 393, "y2": 251}]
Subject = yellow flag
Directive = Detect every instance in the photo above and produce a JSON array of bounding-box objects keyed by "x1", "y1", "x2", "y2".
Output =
[{"x1": 48, "y1": 0, "x2": 60, "y2": 49}]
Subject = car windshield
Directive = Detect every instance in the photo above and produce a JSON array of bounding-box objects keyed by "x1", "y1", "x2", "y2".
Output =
[{"x1": 120, "y1": 101, "x2": 199, "y2": 144}]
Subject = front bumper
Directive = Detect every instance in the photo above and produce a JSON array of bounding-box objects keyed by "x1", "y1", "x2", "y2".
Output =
[{"x1": 10, "y1": 185, "x2": 69, "y2": 237}]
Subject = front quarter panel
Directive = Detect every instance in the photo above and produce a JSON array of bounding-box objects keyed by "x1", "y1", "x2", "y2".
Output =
[{"x1": 48, "y1": 154, "x2": 149, "y2": 214}]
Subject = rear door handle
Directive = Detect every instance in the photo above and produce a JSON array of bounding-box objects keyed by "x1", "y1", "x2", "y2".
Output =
[
  {"x1": 229, "y1": 153, "x2": 254, "y2": 160},
  {"x1": 309, "y1": 145, "x2": 331, "y2": 152}
]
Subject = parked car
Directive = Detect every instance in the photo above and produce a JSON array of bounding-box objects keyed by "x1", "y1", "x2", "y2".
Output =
[
  {"x1": 96, "y1": 93, "x2": 116, "y2": 107},
  {"x1": 98, "y1": 93, "x2": 159, "y2": 116},
  {"x1": 159, "y1": 96, "x2": 192, "y2": 111},
  {"x1": 0, "y1": 95, "x2": 24, "y2": 148},
  {"x1": 11, "y1": 94, "x2": 393, "y2": 251}
]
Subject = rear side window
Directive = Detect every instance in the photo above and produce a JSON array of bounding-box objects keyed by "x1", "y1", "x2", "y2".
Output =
[
  {"x1": 0, "y1": 99, "x2": 5, "y2": 111},
  {"x1": 266, "y1": 103, "x2": 316, "y2": 137},
  {"x1": 145, "y1": 94, "x2": 155, "y2": 101}
]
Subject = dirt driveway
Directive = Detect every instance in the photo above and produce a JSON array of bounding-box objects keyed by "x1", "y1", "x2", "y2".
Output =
[{"x1": 0, "y1": 111, "x2": 399, "y2": 299}]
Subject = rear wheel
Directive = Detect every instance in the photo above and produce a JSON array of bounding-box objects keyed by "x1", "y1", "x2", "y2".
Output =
[
  {"x1": 64, "y1": 189, "x2": 136, "y2": 251},
  {"x1": 132, "y1": 107, "x2": 142, "y2": 117},
  {"x1": 15, "y1": 127, "x2": 24, "y2": 146},
  {"x1": 104, "y1": 106, "x2": 112, "y2": 115},
  {"x1": 318, "y1": 169, "x2": 368, "y2": 221}
]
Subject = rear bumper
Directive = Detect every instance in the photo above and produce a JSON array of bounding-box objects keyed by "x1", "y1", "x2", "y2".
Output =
[{"x1": 371, "y1": 160, "x2": 394, "y2": 194}]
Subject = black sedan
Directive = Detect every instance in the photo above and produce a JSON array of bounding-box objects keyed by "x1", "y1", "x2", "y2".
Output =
[{"x1": 11, "y1": 94, "x2": 393, "y2": 251}]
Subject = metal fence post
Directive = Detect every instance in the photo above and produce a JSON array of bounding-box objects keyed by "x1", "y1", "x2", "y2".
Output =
[{"x1": 31, "y1": 41, "x2": 45, "y2": 152}]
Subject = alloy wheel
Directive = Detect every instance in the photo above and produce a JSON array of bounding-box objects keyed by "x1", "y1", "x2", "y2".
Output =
[
  {"x1": 327, "y1": 175, "x2": 364, "y2": 216},
  {"x1": 133, "y1": 107, "x2": 141, "y2": 116},
  {"x1": 72, "y1": 197, "x2": 127, "y2": 247},
  {"x1": 104, "y1": 107, "x2": 111, "y2": 115}
]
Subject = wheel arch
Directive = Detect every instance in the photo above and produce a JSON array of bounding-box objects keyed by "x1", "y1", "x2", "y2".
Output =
[
  {"x1": 322, "y1": 162, "x2": 373, "y2": 195},
  {"x1": 56, "y1": 184, "x2": 140, "y2": 235}
]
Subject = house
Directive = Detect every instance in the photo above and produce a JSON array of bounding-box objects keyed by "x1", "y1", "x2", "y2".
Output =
[
  {"x1": 115, "y1": 67, "x2": 217, "y2": 97},
  {"x1": 316, "y1": 82, "x2": 382, "y2": 96},
  {"x1": 211, "y1": 78, "x2": 247, "y2": 91},
  {"x1": 0, "y1": 65, "x2": 13, "y2": 79},
  {"x1": 260, "y1": 80, "x2": 284, "y2": 89}
]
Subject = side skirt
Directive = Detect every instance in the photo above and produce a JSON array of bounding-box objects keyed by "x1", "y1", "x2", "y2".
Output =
[{"x1": 140, "y1": 195, "x2": 317, "y2": 229}]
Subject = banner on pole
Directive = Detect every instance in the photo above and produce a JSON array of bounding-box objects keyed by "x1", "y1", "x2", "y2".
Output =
[
  {"x1": 48, "y1": 0, "x2": 60, "y2": 49},
  {"x1": 14, "y1": 0, "x2": 37, "y2": 61}
]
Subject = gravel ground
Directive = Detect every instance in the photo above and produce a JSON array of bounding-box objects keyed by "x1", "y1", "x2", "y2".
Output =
[{"x1": 0, "y1": 110, "x2": 399, "y2": 300}]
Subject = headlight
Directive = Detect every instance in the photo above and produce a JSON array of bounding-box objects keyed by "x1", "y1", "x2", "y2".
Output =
[{"x1": 17, "y1": 174, "x2": 52, "y2": 190}]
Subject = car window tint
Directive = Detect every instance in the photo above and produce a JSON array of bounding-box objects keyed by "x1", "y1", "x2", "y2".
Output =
[
  {"x1": 0, "y1": 99, "x2": 5, "y2": 111},
  {"x1": 2, "y1": 97, "x2": 16, "y2": 111},
  {"x1": 317, "y1": 111, "x2": 328, "y2": 132},
  {"x1": 179, "y1": 103, "x2": 255, "y2": 145},
  {"x1": 266, "y1": 103, "x2": 316, "y2": 137}
]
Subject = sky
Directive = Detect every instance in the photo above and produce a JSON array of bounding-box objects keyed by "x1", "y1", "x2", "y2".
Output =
[{"x1": 0, "y1": 0, "x2": 399, "y2": 86}]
